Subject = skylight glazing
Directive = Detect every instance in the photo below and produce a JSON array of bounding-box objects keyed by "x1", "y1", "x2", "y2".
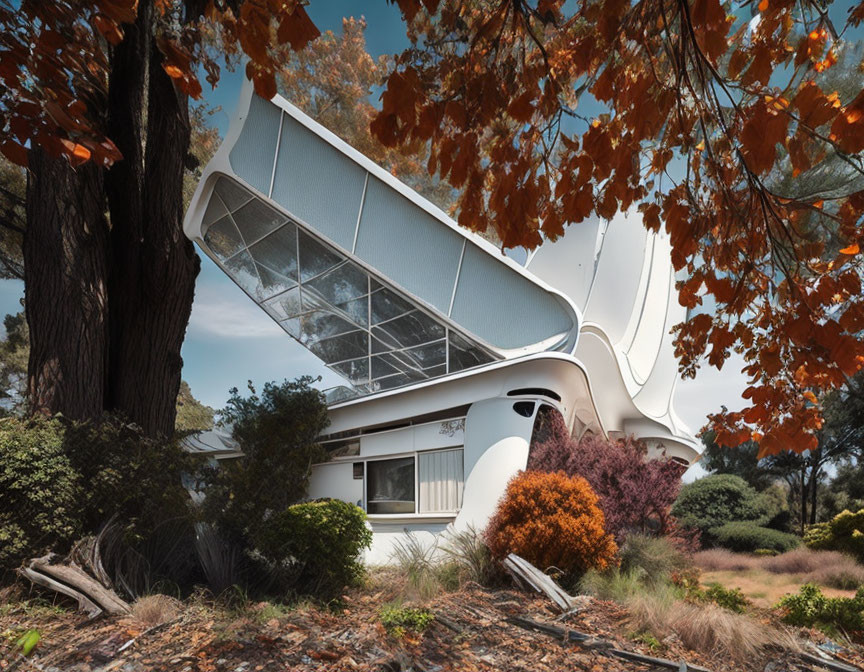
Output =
[{"x1": 203, "y1": 177, "x2": 496, "y2": 395}]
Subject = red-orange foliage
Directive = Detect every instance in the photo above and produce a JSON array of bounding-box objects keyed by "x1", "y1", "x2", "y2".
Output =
[
  {"x1": 5, "y1": 0, "x2": 864, "y2": 453},
  {"x1": 485, "y1": 470, "x2": 618, "y2": 575}
]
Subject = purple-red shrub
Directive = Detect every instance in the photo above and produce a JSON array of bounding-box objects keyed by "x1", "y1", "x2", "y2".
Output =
[{"x1": 527, "y1": 410, "x2": 688, "y2": 543}]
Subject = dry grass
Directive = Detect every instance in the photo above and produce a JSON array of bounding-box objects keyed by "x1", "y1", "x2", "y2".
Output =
[
  {"x1": 694, "y1": 547, "x2": 864, "y2": 601},
  {"x1": 702, "y1": 569, "x2": 856, "y2": 607},
  {"x1": 669, "y1": 602, "x2": 799, "y2": 661},
  {"x1": 627, "y1": 592, "x2": 799, "y2": 662},
  {"x1": 693, "y1": 549, "x2": 758, "y2": 572},
  {"x1": 131, "y1": 594, "x2": 182, "y2": 627}
]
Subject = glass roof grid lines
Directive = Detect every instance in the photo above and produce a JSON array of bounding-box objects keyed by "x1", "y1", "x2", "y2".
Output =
[
  {"x1": 213, "y1": 176, "x2": 256, "y2": 212},
  {"x1": 201, "y1": 181, "x2": 504, "y2": 399}
]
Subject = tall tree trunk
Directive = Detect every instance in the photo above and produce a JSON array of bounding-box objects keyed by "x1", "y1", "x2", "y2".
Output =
[
  {"x1": 106, "y1": 45, "x2": 199, "y2": 438},
  {"x1": 104, "y1": 0, "x2": 150, "y2": 424},
  {"x1": 24, "y1": 148, "x2": 109, "y2": 420},
  {"x1": 799, "y1": 468, "x2": 808, "y2": 535},
  {"x1": 809, "y1": 464, "x2": 819, "y2": 526}
]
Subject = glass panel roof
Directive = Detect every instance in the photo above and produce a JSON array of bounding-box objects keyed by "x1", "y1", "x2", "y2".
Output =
[{"x1": 203, "y1": 176, "x2": 497, "y2": 398}]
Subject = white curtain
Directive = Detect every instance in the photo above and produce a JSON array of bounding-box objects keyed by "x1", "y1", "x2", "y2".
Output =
[{"x1": 419, "y1": 449, "x2": 464, "y2": 513}]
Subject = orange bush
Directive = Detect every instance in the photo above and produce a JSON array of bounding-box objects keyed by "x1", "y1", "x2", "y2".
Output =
[{"x1": 485, "y1": 470, "x2": 618, "y2": 575}]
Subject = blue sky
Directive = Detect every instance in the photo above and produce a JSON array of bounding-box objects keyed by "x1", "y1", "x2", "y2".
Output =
[{"x1": 0, "y1": 2, "x2": 752, "y2": 476}]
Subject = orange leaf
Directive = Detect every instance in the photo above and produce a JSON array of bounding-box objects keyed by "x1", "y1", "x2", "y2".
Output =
[
  {"x1": 740, "y1": 98, "x2": 789, "y2": 174},
  {"x1": 277, "y1": 5, "x2": 321, "y2": 51},
  {"x1": 0, "y1": 140, "x2": 28, "y2": 167},
  {"x1": 507, "y1": 92, "x2": 534, "y2": 124},
  {"x1": 840, "y1": 243, "x2": 859, "y2": 255}
]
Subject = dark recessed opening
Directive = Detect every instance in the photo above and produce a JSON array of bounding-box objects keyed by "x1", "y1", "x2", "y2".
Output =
[
  {"x1": 513, "y1": 401, "x2": 536, "y2": 418},
  {"x1": 507, "y1": 387, "x2": 562, "y2": 402},
  {"x1": 353, "y1": 462, "x2": 364, "y2": 479}
]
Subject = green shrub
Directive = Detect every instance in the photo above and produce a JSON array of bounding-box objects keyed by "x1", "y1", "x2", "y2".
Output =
[
  {"x1": 0, "y1": 417, "x2": 82, "y2": 570},
  {"x1": 672, "y1": 475, "x2": 764, "y2": 540},
  {"x1": 255, "y1": 499, "x2": 372, "y2": 600},
  {"x1": 379, "y1": 605, "x2": 434, "y2": 637},
  {"x1": 710, "y1": 521, "x2": 800, "y2": 554},
  {"x1": 776, "y1": 583, "x2": 864, "y2": 634},
  {"x1": 754, "y1": 548, "x2": 778, "y2": 556},
  {"x1": 619, "y1": 534, "x2": 690, "y2": 586},
  {"x1": 701, "y1": 584, "x2": 750, "y2": 613},
  {"x1": 804, "y1": 509, "x2": 864, "y2": 562},
  {"x1": 63, "y1": 416, "x2": 199, "y2": 545},
  {"x1": 203, "y1": 378, "x2": 329, "y2": 547}
]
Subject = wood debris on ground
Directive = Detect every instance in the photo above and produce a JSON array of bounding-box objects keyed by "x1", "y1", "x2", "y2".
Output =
[{"x1": 3, "y1": 583, "x2": 861, "y2": 672}]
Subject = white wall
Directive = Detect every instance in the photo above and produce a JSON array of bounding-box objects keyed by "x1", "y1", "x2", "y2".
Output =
[
  {"x1": 455, "y1": 397, "x2": 537, "y2": 532},
  {"x1": 307, "y1": 461, "x2": 362, "y2": 507}
]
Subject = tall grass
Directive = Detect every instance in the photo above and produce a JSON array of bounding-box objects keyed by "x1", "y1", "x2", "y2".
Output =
[
  {"x1": 694, "y1": 547, "x2": 864, "y2": 590},
  {"x1": 390, "y1": 527, "x2": 499, "y2": 600}
]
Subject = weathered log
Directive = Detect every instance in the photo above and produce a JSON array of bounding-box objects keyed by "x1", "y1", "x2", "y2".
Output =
[
  {"x1": 30, "y1": 560, "x2": 130, "y2": 615},
  {"x1": 501, "y1": 553, "x2": 579, "y2": 612},
  {"x1": 19, "y1": 554, "x2": 130, "y2": 618},
  {"x1": 506, "y1": 615, "x2": 712, "y2": 672},
  {"x1": 798, "y1": 650, "x2": 861, "y2": 672},
  {"x1": 18, "y1": 566, "x2": 102, "y2": 618}
]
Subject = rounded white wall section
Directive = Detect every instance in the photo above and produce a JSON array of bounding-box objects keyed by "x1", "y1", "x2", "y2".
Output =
[
  {"x1": 453, "y1": 397, "x2": 537, "y2": 532},
  {"x1": 525, "y1": 217, "x2": 605, "y2": 309}
]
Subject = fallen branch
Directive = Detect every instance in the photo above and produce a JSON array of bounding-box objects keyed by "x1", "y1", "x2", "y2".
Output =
[
  {"x1": 799, "y1": 651, "x2": 861, "y2": 672},
  {"x1": 506, "y1": 615, "x2": 712, "y2": 672},
  {"x1": 18, "y1": 566, "x2": 102, "y2": 618},
  {"x1": 501, "y1": 554, "x2": 580, "y2": 612},
  {"x1": 18, "y1": 554, "x2": 130, "y2": 618}
]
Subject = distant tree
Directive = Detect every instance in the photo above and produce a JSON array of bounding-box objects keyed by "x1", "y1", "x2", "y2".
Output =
[
  {"x1": 174, "y1": 380, "x2": 215, "y2": 434},
  {"x1": 0, "y1": 156, "x2": 24, "y2": 280},
  {"x1": 0, "y1": 311, "x2": 28, "y2": 415},
  {"x1": 202, "y1": 377, "x2": 330, "y2": 547},
  {"x1": 700, "y1": 431, "x2": 775, "y2": 491}
]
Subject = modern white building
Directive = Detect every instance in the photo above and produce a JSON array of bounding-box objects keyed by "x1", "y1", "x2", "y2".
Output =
[{"x1": 184, "y1": 81, "x2": 699, "y2": 563}]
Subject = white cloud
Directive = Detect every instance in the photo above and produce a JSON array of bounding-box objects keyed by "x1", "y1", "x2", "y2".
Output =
[
  {"x1": 673, "y1": 352, "x2": 749, "y2": 435},
  {"x1": 188, "y1": 272, "x2": 285, "y2": 341}
]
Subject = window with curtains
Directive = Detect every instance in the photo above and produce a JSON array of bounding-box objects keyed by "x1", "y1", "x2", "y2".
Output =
[
  {"x1": 364, "y1": 448, "x2": 464, "y2": 515},
  {"x1": 419, "y1": 449, "x2": 464, "y2": 513}
]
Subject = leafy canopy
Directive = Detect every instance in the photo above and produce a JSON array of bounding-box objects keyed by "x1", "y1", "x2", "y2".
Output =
[{"x1": 4, "y1": 0, "x2": 864, "y2": 453}]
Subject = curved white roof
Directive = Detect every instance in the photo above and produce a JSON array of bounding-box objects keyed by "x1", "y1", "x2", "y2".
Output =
[
  {"x1": 184, "y1": 78, "x2": 697, "y2": 462},
  {"x1": 185, "y1": 80, "x2": 580, "y2": 396},
  {"x1": 527, "y1": 211, "x2": 698, "y2": 459}
]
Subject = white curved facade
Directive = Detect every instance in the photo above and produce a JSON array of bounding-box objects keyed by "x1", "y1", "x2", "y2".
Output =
[{"x1": 184, "y1": 79, "x2": 699, "y2": 564}]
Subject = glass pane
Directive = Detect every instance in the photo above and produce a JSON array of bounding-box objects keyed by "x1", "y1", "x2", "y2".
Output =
[
  {"x1": 335, "y1": 297, "x2": 369, "y2": 327},
  {"x1": 215, "y1": 176, "x2": 252, "y2": 211},
  {"x1": 367, "y1": 457, "x2": 415, "y2": 514},
  {"x1": 300, "y1": 312, "x2": 361, "y2": 344},
  {"x1": 370, "y1": 354, "x2": 401, "y2": 379},
  {"x1": 262, "y1": 287, "x2": 301, "y2": 321},
  {"x1": 231, "y1": 199, "x2": 286, "y2": 245},
  {"x1": 371, "y1": 330, "x2": 400, "y2": 353},
  {"x1": 248, "y1": 223, "x2": 298, "y2": 284},
  {"x1": 222, "y1": 249, "x2": 260, "y2": 296},
  {"x1": 202, "y1": 195, "x2": 228, "y2": 229},
  {"x1": 402, "y1": 340, "x2": 446, "y2": 370},
  {"x1": 375, "y1": 311, "x2": 445, "y2": 349},
  {"x1": 448, "y1": 331, "x2": 495, "y2": 372},
  {"x1": 330, "y1": 357, "x2": 369, "y2": 384},
  {"x1": 204, "y1": 216, "x2": 245, "y2": 261},
  {"x1": 255, "y1": 263, "x2": 296, "y2": 300},
  {"x1": 370, "y1": 287, "x2": 414, "y2": 325},
  {"x1": 308, "y1": 329, "x2": 368, "y2": 362},
  {"x1": 304, "y1": 262, "x2": 368, "y2": 305},
  {"x1": 298, "y1": 230, "x2": 343, "y2": 282},
  {"x1": 374, "y1": 371, "x2": 425, "y2": 391}
]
